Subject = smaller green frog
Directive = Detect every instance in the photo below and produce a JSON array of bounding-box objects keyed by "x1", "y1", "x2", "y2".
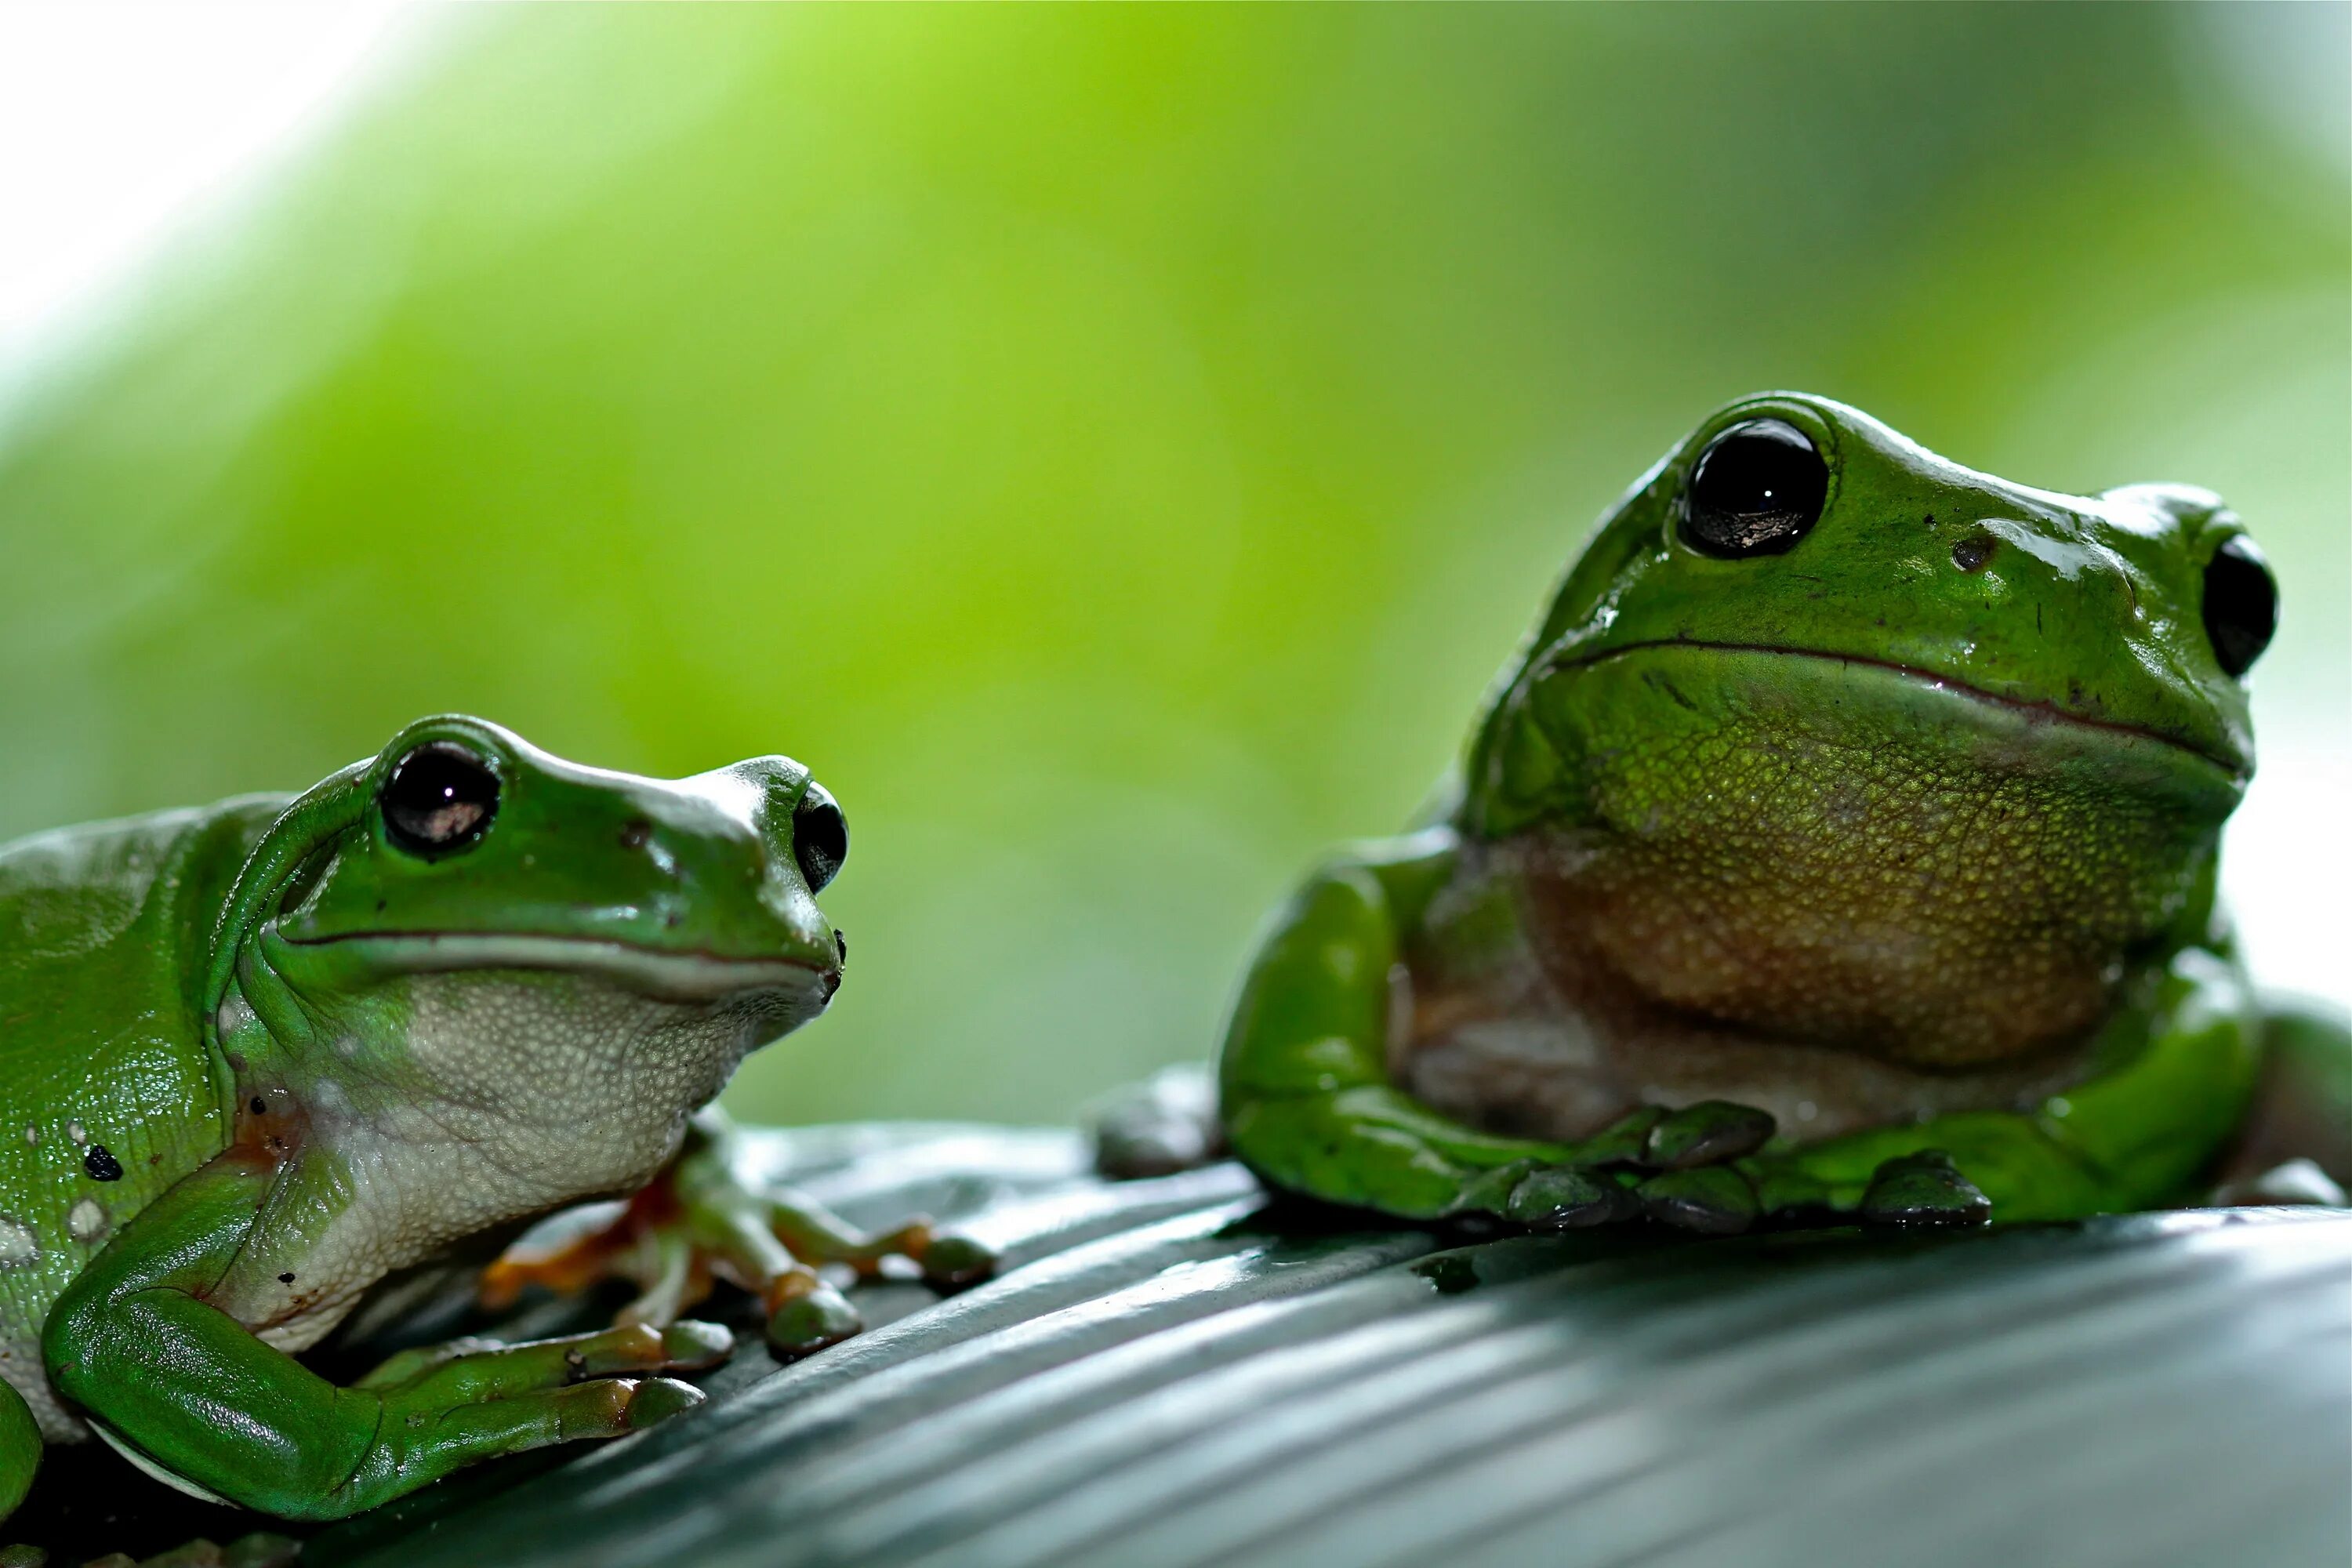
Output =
[
  {"x1": 0, "y1": 717, "x2": 985, "y2": 1529},
  {"x1": 1196, "y1": 394, "x2": 2348, "y2": 1233}
]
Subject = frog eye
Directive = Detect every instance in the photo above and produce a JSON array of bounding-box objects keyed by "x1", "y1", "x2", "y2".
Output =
[
  {"x1": 2201, "y1": 535, "x2": 2277, "y2": 678},
  {"x1": 1681, "y1": 419, "x2": 1829, "y2": 558},
  {"x1": 382, "y1": 742, "x2": 500, "y2": 857},
  {"x1": 792, "y1": 781, "x2": 848, "y2": 893}
]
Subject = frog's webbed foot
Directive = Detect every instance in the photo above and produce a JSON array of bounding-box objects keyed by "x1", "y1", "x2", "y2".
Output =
[
  {"x1": 1451, "y1": 1105, "x2": 2002, "y2": 1238},
  {"x1": 1449, "y1": 1102, "x2": 1784, "y2": 1236},
  {"x1": 1679, "y1": 1145, "x2": 1996, "y2": 1234},
  {"x1": 1091, "y1": 1063, "x2": 1225, "y2": 1179},
  {"x1": 483, "y1": 1130, "x2": 995, "y2": 1362}
]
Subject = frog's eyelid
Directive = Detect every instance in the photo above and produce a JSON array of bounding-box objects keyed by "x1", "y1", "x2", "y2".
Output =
[{"x1": 1682, "y1": 404, "x2": 1844, "y2": 503}]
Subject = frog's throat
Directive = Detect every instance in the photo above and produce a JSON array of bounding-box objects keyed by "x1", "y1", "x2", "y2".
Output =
[
  {"x1": 1547, "y1": 638, "x2": 2247, "y2": 779},
  {"x1": 262, "y1": 929, "x2": 836, "y2": 1004}
]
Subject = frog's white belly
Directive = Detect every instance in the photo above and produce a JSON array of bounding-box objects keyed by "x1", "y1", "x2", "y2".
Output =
[
  {"x1": 220, "y1": 970, "x2": 793, "y2": 1348},
  {"x1": 1404, "y1": 1009, "x2": 2093, "y2": 1144}
]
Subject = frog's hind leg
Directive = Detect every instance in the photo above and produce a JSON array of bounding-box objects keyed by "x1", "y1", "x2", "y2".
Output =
[
  {"x1": 0, "y1": 1376, "x2": 38, "y2": 1526},
  {"x1": 44, "y1": 1150, "x2": 726, "y2": 1522},
  {"x1": 2210, "y1": 997, "x2": 2352, "y2": 1205},
  {"x1": 484, "y1": 1111, "x2": 993, "y2": 1363}
]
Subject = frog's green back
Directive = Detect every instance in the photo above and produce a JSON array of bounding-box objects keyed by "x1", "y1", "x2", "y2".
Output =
[{"x1": 0, "y1": 798, "x2": 280, "y2": 1436}]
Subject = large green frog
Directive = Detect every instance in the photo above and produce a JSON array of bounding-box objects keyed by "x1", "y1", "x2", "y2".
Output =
[
  {"x1": 1209, "y1": 393, "x2": 2349, "y2": 1234},
  {"x1": 0, "y1": 717, "x2": 981, "y2": 1530}
]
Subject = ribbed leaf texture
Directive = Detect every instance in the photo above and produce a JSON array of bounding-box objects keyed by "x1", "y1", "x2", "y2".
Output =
[{"x1": 272, "y1": 1123, "x2": 2352, "y2": 1568}]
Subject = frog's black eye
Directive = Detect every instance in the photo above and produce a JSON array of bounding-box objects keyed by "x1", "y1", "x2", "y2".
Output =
[
  {"x1": 382, "y1": 742, "x2": 499, "y2": 858},
  {"x1": 2201, "y1": 535, "x2": 2277, "y2": 679},
  {"x1": 793, "y1": 782, "x2": 848, "y2": 894},
  {"x1": 1681, "y1": 419, "x2": 1829, "y2": 558}
]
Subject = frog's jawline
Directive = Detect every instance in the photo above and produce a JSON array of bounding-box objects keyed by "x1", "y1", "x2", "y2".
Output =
[
  {"x1": 1553, "y1": 638, "x2": 2244, "y2": 776},
  {"x1": 274, "y1": 931, "x2": 831, "y2": 1001}
]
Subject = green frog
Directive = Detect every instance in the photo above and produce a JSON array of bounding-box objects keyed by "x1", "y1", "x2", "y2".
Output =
[
  {"x1": 1203, "y1": 393, "x2": 2350, "y2": 1234},
  {"x1": 0, "y1": 717, "x2": 984, "y2": 1529}
]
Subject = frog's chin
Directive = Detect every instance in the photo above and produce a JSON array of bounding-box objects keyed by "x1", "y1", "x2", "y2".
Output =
[
  {"x1": 1547, "y1": 638, "x2": 2249, "y2": 782},
  {"x1": 263, "y1": 928, "x2": 839, "y2": 1006}
]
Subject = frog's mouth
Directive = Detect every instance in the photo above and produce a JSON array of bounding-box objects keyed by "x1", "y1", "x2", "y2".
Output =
[
  {"x1": 267, "y1": 929, "x2": 840, "y2": 1005},
  {"x1": 1552, "y1": 639, "x2": 2249, "y2": 779}
]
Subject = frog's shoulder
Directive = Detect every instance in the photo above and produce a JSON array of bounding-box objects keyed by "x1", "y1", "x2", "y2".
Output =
[
  {"x1": 0, "y1": 794, "x2": 289, "y2": 1108},
  {"x1": 0, "y1": 794, "x2": 289, "y2": 973}
]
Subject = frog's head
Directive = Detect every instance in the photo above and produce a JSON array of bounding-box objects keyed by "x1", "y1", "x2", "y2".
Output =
[
  {"x1": 1513, "y1": 391, "x2": 2270, "y2": 777},
  {"x1": 214, "y1": 717, "x2": 849, "y2": 1207},
  {"x1": 1470, "y1": 394, "x2": 2275, "y2": 1068},
  {"x1": 262, "y1": 714, "x2": 847, "y2": 1002}
]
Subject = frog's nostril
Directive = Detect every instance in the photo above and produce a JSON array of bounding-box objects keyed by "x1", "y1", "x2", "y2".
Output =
[
  {"x1": 834, "y1": 929, "x2": 848, "y2": 964},
  {"x1": 619, "y1": 818, "x2": 653, "y2": 851},
  {"x1": 1951, "y1": 535, "x2": 1997, "y2": 573}
]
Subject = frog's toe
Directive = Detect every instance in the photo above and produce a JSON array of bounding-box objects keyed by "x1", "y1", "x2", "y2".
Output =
[
  {"x1": 1505, "y1": 1165, "x2": 1642, "y2": 1229},
  {"x1": 1089, "y1": 1064, "x2": 1225, "y2": 1178},
  {"x1": 1446, "y1": 1157, "x2": 1544, "y2": 1221},
  {"x1": 1636, "y1": 1166, "x2": 1761, "y2": 1234},
  {"x1": 657, "y1": 1319, "x2": 735, "y2": 1370},
  {"x1": 619, "y1": 1377, "x2": 707, "y2": 1432},
  {"x1": 764, "y1": 1272, "x2": 864, "y2": 1359},
  {"x1": 915, "y1": 1232, "x2": 998, "y2": 1290},
  {"x1": 1859, "y1": 1149, "x2": 1992, "y2": 1228},
  {"x1": 1571, "y1": 1107, "x2": 1668, "y2": 1167},
  {"x1": 554, "y1": 1319, "x2": 734, "y2": 1380},
  {"x1": 1643, "y1": 1101, "x2": 1777, "y2": 1170}
]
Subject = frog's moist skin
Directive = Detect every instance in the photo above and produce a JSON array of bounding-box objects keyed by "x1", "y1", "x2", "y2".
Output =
[
  {"x1": 1218, "y1": 393, "x2": 2347, "y2": 1233},
  {"x1": 0, "y1": 716, "x2": 927, "y2": 1526}
]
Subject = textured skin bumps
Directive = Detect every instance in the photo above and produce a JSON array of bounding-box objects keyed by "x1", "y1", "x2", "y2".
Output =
[{"x1": 1513, "y1": 648, "x2": 2234, "y2": 1069}]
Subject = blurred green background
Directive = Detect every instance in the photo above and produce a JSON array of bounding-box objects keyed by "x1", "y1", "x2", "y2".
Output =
[{"x1": 0, "y1": 4, "x2": 2342, "y2": 1128}]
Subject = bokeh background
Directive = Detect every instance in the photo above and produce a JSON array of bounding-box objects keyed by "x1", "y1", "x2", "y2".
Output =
[{"x1": 0, "y1": 3, "x2": 2343, "y2": 1129}]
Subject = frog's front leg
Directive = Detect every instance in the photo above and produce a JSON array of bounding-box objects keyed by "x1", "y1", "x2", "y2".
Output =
[
  {"x1": 44, "y1": 1149, "x2": 720, "y2": 1522},
  {"x1": 1219, "y1": 839, "x2": 1777, "y2": 1230},
  {"x1": 1751, "y1": 947, "x2": 2274, "y2": 1228},
  {"x1": 481, "y1": 1110, "x2": 994, "y2": 1359}
]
